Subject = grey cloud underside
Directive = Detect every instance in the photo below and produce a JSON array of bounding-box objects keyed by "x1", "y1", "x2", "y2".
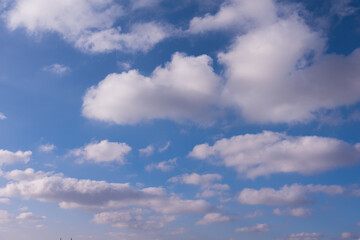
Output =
[
  {"x1": 0, "y1": 168, "x2": 212, "y2": 214},
  {"x1": 190, "y1": 131, "x2": 360, "y2": 178}
]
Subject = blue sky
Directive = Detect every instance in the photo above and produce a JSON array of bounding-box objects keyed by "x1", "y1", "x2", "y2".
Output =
[{"x1": 0, "y1": 0, "x2": 360, "y2": 239}]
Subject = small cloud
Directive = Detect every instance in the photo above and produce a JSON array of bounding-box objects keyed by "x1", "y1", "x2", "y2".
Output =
[
  {"x1": 235, "y1": 223, "x2": 270, "y2": 233},
  {"x1": 0, "y1": 198, "x2": 10, "y2": 204},
  {"x1": 158, "y1": 141, "x2": 171, "y2": 152},
  {"x1": 19, "y1": 206, "x2": 28, "y2": 211},
  {"x1": 16, "y1": 212, "x2": 46, "y2": 222},
  {"x1": 38, "y1": 143, "x2": 56, "y2": 153},
  {"x1": 139, "y1": 145, "x2": 154, "y2": 157},
  {"x1": 196, "y1": 213, "x2": 233, "y2": 225},
  {"x1": 117, "y1": 61, "x2": 131, "y2": 70},
  {"x1": 244, "y1": 210, "x2": 263, "y2": 219},
  {"x1": 145, "y1": 158, "x2": 177, "y2": 172},
  {"x1": 0, "y1": 112, "x2": 6, "y2": 120},
  {"x1": 43, "y1": 64, "x2": 70, "y2": 75},
  {"x1": 273, "y1": 208, "x2": 311, "y2": 218},
  {"x1": 282, "y1": 232, "x2": 325, "y2": 240}
]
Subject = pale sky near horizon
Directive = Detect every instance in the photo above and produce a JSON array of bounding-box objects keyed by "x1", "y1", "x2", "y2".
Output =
[{"x1": 0, "y1": 0, "x2": 360, "y2": 239}]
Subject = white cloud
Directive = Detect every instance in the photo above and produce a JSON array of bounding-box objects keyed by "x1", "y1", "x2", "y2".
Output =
[
  {"x1": 70, "y1": 140, "x2": 131, "y2": 164},
  {"x1": 131, "y1": 0, "x2": 161, "y2": 10},
  {"x1": 196, "y1": 213, "x2": 232, "y2": 225},
  {"x1": 146, "y1": 158, "x2": 177, "y2": 172},
  {"x1": 238, "y1": 183, "x2": 344, "y2": 206},
  {"x1": 93, "y1": 210, "x2": 175, "y2": 230},
  {"x1": 331, "y1": 0, "x2": 359, "y2": 17},
  {"x1": 188, "y1": 0, "x2": 277, "y2": 33},
  {"x1": 341, "y1": 232, "x2": 360, "y2": 239},
  {"x1": 82, "y1": 52, "x2": 221, "y2": 125},
  {"x1": 0, "y1": 112, "x2": 6, "y2": 120},
  {"x1": 0, "y1": 198, "x2": 9, "y2": 204},
  {"x1": 38, "y1": 143, "x2": 56, "y2": 153},
  {"x1": 0, "y1": 168, "x2": 212, "y2": 214},
  {"x1": 74, "y1": 22, "x2": 171, "y2": 53},
  {"x1": 189, "y1": 131, "x2": 360, "y2": 179},
  {"x1": 169, "y1": 173, "x2": 229, "y2": 198},
  {"x1": 219, "y1": 14, "x2": 360, "y2": 123},
  {"x1": 273, "y1": 207, "x2": 311, "y2": 218},
  {"x1": 16, "y1": 212, "x2": 46, "y2": 222},
  {"x1": 158, "y1": 141, "x2": 171, "y2": 152},
  {"x1": 235, "y1": 223, "x2": 270, "y2": 233},
  {"x1": 244, "y1": 210, "x2": 263, "y2": 219},
  {"x1": 139, "y1": 145, "x2": 155, "y2": 157},
  {"x1": 169, "y1": 173, "x2": 222, "y2": 188},
  {"x1": 43, "y1": 64, "x2": 70, "y2": 75},
  {"x1": 0, "y1": 149, "x2": 31, "y2": 166},
  {"x1": 2, "y1": 0, "x2": 169, "y2": 53},
  {"x1": 283, "y1": 232, "x2": 325, "y2": 240}
]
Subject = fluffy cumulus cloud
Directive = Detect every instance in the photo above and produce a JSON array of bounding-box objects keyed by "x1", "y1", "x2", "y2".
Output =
[
  {"x1": 145, "y1": 158, "x2": 177, "y2": 172},
  {"x1": 189, "y1": 131, "x2": 360, "y2": 179},
  {"x1": 82, "y1": 53, "x2": 221, "y2": 125},
  {"x1": 235, "y1": 223, "x2": 270, "y2": 233},
  {"x1": 273, "y1": 207, "x2": 311, "y2": 218},
  {"x1": 70, "y1": 140, "x2": 131, "y2": 164},
  {"x1": 196, "y1": 213, "x2": 232, "y2": 225},
  {"x1": 0, "y1": 149, "x2": 31, "y2": 166},
  {"x1": 216, "y1": 2, "x2": 360, "y2": 123},
  {"x1": 0, "y1": 168, "x2": 212, "y2": 214},
  {"x1": 2, "y1": 0, "x2": 169, "y2": 53},
  {"x1": 93, "y1": 209, "x2": 175, "y2": 230},
  {"x1": 169, "y1": 173, "x2": 229, "y2": 198},
  {"x1": 188, "y1": 0, "x2": 277, "y2": 33},
  {"x1": 238, "y1": 183, "x2": 344, "y2": 206}
]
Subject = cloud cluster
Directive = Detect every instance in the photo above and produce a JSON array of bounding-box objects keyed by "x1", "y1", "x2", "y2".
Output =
[
  {"x1": 282, "y1": 232, "x2": 325, "y2": 240},
  {"x1": 189, "y1": 131, "x2": 360, "y2": 179},
  {"x1": 238, "y1": 183, "x2": 344, "y2": 206},
  {"x1": 0, "y1": 149, "x2": 31, "y2": 167},
  {"x1": 82, "y1": 53, "x2": 221, "y2": 125},
  {"x1": 70, "y1": 140, "x2": 131, "y2": 164},
  {"x1": 0, "y1": 168, "x2": 212, "y2": 214},
  {"x1": 79, "y1": 0, "x2": 360, "y2": 125},
  {"x1": 2, "y1": 0, "x2": 169, "y2": 53},
  {"x1": 93, "y1": 209, "x2": 175, "y2": 230}
]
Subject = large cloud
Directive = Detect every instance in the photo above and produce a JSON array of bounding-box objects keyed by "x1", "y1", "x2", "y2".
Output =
[
  {"x1": 189, "y1": 131, "x2": 360, "y2": 179},
  {"x1": 238, "y1": 183, "x2": 344, "y2": 206},
  {"x1": 82, "y1": 53, "x2": 221, "y2": 125},
  {"x1": 0, "y1": 168, "x2": 212, "y2": 214},
  {"x1": 2, "y1": 0, "x2": 169, "y2": 53}
]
